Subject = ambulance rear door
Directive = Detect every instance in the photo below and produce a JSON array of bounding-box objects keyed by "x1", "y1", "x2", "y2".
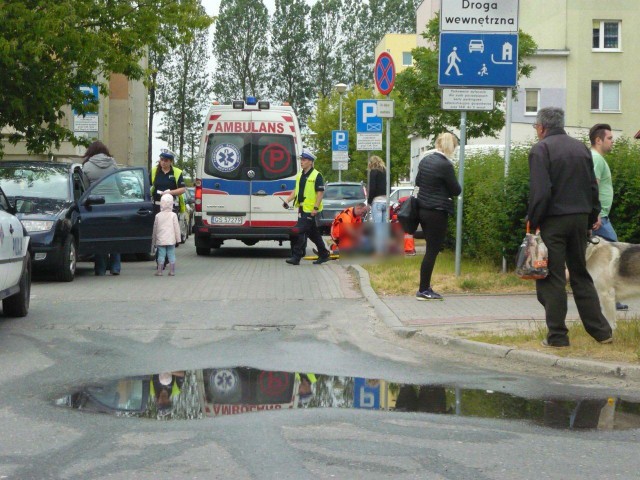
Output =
[
  {"x1": 248, "y1": 110, "x2": 299, "y2": 230},
  {"x1": 201, "y1": 110, "x2": 252, "y2": 229}
]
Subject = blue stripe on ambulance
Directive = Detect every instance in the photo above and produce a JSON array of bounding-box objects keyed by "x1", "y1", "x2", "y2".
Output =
[{"x1": 201, "y1": 178, "x2": 295, "y2": 195}]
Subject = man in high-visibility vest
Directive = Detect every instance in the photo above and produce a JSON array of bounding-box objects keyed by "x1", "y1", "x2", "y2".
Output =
[{"x1": 283, "y1": 149, "x2": 331, "y2": 265}]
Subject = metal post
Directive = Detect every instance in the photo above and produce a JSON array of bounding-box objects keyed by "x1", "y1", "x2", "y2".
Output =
[
  {"x1": 502, "y1": 88, "x2": 513, "y2": 273},
  {"x1": 454, "y1": 111, "x2": 467, "y2": 276},
  {"x1": 385, "y1": 94, "x2": 391, "y2": 231},
  {"x1": 338, "y1": 93, "x2": 343, "y2": 182}
]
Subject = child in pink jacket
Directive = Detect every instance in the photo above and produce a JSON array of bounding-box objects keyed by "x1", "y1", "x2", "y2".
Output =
[{"x1": 152, "y1": 193, "x2": 181, "y2": 276}]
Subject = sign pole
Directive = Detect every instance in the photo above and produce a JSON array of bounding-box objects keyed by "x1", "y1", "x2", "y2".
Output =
[
  {"x1": 385, "y1": 94, "x2": 391, "y2": 232},
  {"x1": 455, "y1": 111, "x2": 467, "y2": 276},
  {"x1": 338, "y1": 93, "x2": 343, "y2": 182},
  {"x1": 502, "y1": 87, "x2": 513, "y2": 273}
]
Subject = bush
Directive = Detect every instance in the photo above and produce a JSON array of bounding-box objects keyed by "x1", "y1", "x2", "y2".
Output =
[{"x1": 454, "y1": 137, "x2": 640, "y2": 266}]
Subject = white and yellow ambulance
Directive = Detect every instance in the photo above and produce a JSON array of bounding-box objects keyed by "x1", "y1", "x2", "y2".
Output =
[{"x1": 193, "y1": 97, "x2": 302, "y2": 255}]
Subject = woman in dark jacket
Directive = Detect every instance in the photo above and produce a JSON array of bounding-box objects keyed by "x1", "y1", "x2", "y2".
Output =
[{"x1": 414, "y1": 132, "x2": 461, "y2": 300}]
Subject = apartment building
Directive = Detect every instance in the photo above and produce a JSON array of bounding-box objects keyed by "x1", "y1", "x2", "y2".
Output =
[
  {"x1": 1, "y1": 74, "x2": 148, "y2": 167},
  {"x1": 374, "y1": 33, "x2": 418, "y2": 74}
]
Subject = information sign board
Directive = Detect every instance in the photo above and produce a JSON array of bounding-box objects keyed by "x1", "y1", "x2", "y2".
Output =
[{"x1": 441, "y1": 88, "x2": 494, "y2": 111}]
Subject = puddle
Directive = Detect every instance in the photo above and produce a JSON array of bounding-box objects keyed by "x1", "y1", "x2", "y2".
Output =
[{"x1": 55, "y1": 367, "x2": 640, "y2": 430}]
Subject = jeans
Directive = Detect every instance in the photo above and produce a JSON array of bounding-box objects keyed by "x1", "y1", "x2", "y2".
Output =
[
  {"x1": 95, "y1": 253, "x2": 121, "y2": 275},
  {"x1": 157, "y1": 245, "x2": 176, "y2": 264},
  {"x1": 592, "y1": 216, "x2": 618, "y2": 242},
  {"x1": 371, "y1": 201, "x2": 388, "y2": 254}
]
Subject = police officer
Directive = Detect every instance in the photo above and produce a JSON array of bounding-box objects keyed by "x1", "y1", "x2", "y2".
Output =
[
  {"x1": 283, "y1": 149, "x2": 331, "y2": 265},
  {"x1": 151, "y1": 150, "x2": 186, "y2": 214}
]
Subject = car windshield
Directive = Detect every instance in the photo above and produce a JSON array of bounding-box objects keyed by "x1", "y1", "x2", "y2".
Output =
[
  {"x1": 0, "y1": 165, "x2": 70, "y2": 200},
  {"x1": 323, "y1": 185, "x2": 364, "y2": 200}
]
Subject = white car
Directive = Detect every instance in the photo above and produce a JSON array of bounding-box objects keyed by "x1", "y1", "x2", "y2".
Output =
[{"x1": 0, "y1": 186, "x2": 31, "y2": 317}]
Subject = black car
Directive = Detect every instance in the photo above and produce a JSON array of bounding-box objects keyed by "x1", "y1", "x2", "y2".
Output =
[
  {"x1": 316, "y1": 182, "x2": 368, "y2": 234},
  {"x1": 0, "y1": 162, "x2": 154, "y2": 281}
]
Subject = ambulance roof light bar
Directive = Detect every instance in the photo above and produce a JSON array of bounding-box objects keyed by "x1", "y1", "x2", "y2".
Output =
[
  {"x1": 232, "y1": 100, "x2": 244, "y2": 109},
  {"x1": 258, "y1": 101, "x2": 270, "y2": 110},
  {"x1": 246, "y1": 96, "x2": 257, "y2": 105}
]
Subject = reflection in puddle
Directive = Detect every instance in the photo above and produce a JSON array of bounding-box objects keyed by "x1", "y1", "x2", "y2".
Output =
[{"x1": 55, "y1": 367, "x2": 640, "y2": 430}]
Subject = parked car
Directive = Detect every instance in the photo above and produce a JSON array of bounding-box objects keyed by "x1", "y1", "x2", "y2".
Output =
[
  {"x1": 389, "y1": 186, "x2": 414, "y2": 205},
  {"x1": 0, "y1": 162, "x2": 154, "y2": 281},
  {"x1": 317, "y1": 182, "x2": 368, "y2": 234},
  {"x1": 181, "y1": 188, "x2": 195, "y2": 240},
  {"x1": 0, "y1": 186, "x2": 31, "y2": 316}
]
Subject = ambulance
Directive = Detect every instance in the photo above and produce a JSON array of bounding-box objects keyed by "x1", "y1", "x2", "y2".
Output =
[{"x1": 193, "y1": 97, "x2": 302, "y2": 255}]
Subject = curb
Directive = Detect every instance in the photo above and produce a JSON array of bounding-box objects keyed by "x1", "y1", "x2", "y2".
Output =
[
  {"x1": 350, "y1": 264, "x2": 640, "y2": 381},
  {"x1": 349, "y1": 265, "x2": 418, "y2": 338}
]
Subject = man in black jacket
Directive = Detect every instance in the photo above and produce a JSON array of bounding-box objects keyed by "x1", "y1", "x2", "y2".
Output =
[{"x1": 528, "y1": 107, "x2": 613, "y2": 347}]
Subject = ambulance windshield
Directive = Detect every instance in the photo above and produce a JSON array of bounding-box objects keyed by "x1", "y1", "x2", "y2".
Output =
[{"x1": 205, "y1": 133, "x2": 297, "y2": 181}]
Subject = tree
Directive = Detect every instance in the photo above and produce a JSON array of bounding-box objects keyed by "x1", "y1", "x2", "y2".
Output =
[
  {"x1": 0, "y1": 0, "x2": 212, "y2": 158},
  {"x1": 269, "y1": 0, "x2": 312, "y2": 124},
  {"x1": 157, "y1": 23, "x2": 211, "y2": 182},
  {"x1": 211, "y1": 0, "x2": 269, "y2": 102},
  {"x1": 307, "y1": 85, "x2": 410, "y2": 184},
  {"x1": 338, "y1": 0, "x2": 373, "y2": 87},
  {"x1": 395, "y1": 15, "x2": 537, "y2": 140},
  {"x1": 308, "y1": 0, "x2": 343, "y2": 99},
  {"x1": 148, "y1": 35, "x2": 173, "y2": 170}
]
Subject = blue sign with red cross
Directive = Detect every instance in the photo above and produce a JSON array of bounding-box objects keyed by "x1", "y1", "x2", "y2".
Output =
[{"x1": 374, "y1": 52, "x2": 396, "y2": 96}]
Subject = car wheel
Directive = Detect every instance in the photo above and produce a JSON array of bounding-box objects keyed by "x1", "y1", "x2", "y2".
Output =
[
  {"x1": 56, "y1": 235, "x2": 76, "y2": 282},
  {"x1": 196, "y1": 246, "x2": 210, "y2": 256},
  {"x1": 3, "y1": 255, "x2": 31, "y2": 317}
]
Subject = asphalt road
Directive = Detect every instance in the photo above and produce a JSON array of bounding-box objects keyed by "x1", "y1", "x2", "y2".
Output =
[{"x1": 1, "y1": 238, "x2": 639, "y2": 479}]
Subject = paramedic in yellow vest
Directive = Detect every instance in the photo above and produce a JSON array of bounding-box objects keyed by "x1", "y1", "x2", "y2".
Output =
[
  {"x1": 282, "y1": 149, "x2": 331, "y2": 265},
  {"x1": 151, "y1": 150, "x2": 186, "y2": 214}
]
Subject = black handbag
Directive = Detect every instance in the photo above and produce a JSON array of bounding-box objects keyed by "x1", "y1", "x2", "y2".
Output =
[{"x1": 397, "y1": 196, "x2": 420, "y2": 234}]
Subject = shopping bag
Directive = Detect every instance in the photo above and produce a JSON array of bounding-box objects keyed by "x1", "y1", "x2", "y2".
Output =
[
  {"x1": 515, "y1": 223, "x2": 549, "y2": 280},
  {"x1": 397, "y1": 196, "x2": 420, "y2": 234}
]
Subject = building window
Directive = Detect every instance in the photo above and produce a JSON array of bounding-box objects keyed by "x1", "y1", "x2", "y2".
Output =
[
  {"x1": 525, "y1": 89, "x2": 540, "y2": 115},
  {"x1": 402, "y1": 52, "x2": 412, "y2": 66},
  {"x1": 592, "y1": 20, "x2": 621, "y2": 50},
  {"x1": 591, "y1": 81, "x2": 620, "y2": 112}
]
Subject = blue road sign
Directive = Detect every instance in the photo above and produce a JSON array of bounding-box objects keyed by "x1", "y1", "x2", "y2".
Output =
[
  {"x1": 332, "y1": 130, "x2": 349, "y2": 151},
  {"x1": 353, "y1": 378, "x2": 380, "y2": 410},
  {"x1": 356, "y1": 100, "x2": 382, "y2": 134},
  {"x1": 438, "y1": 33, "x2": 518, "y2": 88},
  {"x1": 74, "y1": 85, "x2": 100, "y2": 114}
]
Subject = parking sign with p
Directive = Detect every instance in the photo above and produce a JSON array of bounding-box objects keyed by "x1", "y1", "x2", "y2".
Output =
[
  {"x1": 332, "y1": 130, "x2": 349, "y2": 151},
  {"x1": 356, "y1": 100, "x2": 382, "y2": 133}
]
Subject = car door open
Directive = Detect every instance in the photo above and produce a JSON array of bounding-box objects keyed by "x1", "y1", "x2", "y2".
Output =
[{"x1": 77, "y1": 168, "x2": 154, "y2": 255}]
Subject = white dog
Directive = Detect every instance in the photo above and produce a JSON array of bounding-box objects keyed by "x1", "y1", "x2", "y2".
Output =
[{"x1": 585, "y1": 239, "x2": 640, "y2": 329}]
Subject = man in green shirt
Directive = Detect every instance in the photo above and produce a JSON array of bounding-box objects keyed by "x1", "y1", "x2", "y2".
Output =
[{"x1": 589, "y1": 123, "x2": 627, "y2": 311}]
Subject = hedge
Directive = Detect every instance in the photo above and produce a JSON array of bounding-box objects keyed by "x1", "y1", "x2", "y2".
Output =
[{"x1": 448, "y1": 138, "x2": 640, "y2": 266}]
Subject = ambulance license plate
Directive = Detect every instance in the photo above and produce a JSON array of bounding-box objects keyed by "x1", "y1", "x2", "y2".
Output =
[{"x1": 211, "y1": 216, "x2": 244, "y2": 224}]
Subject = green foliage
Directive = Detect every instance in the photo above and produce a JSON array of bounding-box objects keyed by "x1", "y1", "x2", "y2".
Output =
[
  {"x1": 270, "y1": 0, "x2": 312, "y2": 125},
  {"x1": 607, "y1": 137, "x2": 640, "y2": 243},
  {"x1": 454, "y1": 138, "x2": 640, "y2": 267},
  {"x1": 157, "y1": 19, "x2": 211, "y2": 177},
  {"x1": 212, "y1": 0, "x2": 269, "y2": 101},
  {"x1": 0, "y1": 0, "x2": 212, "y2": 158},
  {"x1": 309, "y1": 0, "x2": 343, "y2": 98},
  {"x1": 460, "y1": 151, "x2": 508, "y2": 260}
]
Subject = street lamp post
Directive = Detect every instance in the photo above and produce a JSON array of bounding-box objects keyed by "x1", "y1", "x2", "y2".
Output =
[{"x1": 335, "y1": 83, "x2": 347, "y2": 182}]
